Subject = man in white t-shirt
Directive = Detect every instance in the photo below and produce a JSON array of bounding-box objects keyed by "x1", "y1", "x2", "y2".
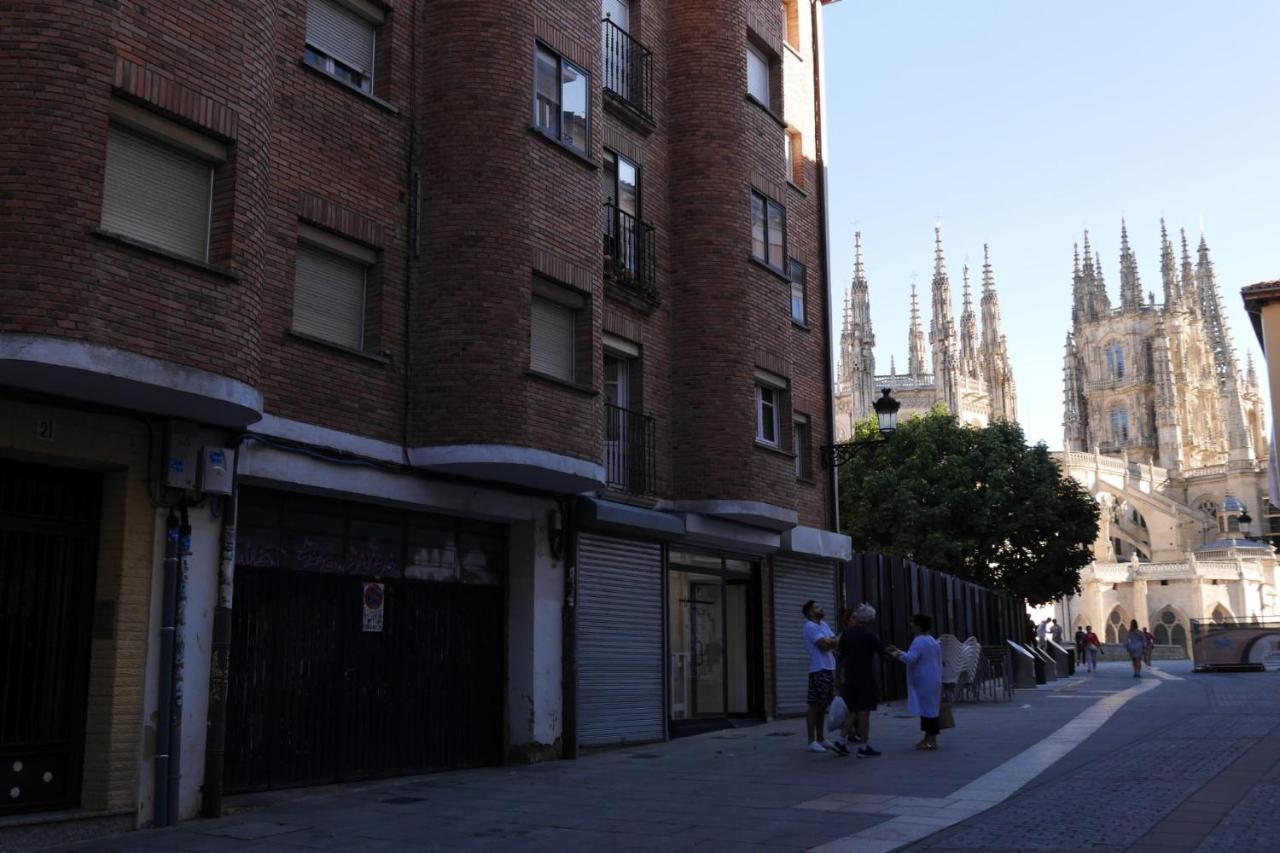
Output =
[{"x1": 802, "y1": 600, "x2": 838, "y2": 753}]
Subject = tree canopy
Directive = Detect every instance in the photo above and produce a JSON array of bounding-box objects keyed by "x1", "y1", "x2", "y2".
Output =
[{"x1": 837, "y1": 409, "x2": 1099, "y2": 605}]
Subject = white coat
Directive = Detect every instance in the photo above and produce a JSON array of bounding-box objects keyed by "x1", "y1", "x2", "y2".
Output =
[{"x1": 900, "y1": 634, "x2": 942, "y2": 718}]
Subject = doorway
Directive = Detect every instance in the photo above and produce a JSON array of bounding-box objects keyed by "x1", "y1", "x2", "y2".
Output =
[{"x1": 667, "y1": 551, "x2": 762, "y2": 736}]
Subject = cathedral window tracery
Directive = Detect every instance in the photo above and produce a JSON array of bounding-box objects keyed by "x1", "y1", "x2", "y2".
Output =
[
  {"x1": 1110, "y1": 405, "x2": 1130, "y2": 442},
  {"x1": 1106, "y1": 343, "x2": 1125, "y2": 379}
]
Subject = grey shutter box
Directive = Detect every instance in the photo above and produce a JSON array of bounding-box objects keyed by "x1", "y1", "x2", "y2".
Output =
[
  {"x1": 577, "y1": 534, "x2": 664, "y2": 747},
  {"x1": 101, "y1": 126, "x2": 212, "y2": 261},
  {"x1": 306, "y1": 0, "x2": 375, "y2": 75},
  {"x1": 293, "y1": 244, "x2": 366, "y2": 349},
  {"x1": 773, "y1": 556, "x2": 838, "y2": 716},
  {"x1": 530, "y1": 297, "x2": 575, "y2": 381}
]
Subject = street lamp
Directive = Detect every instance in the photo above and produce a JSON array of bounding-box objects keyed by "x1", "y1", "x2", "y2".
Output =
[
  {"x1": 873, "y1": 387, "x2": 901, "y2": 436},
  {"x1": 821, "y1": 388, "x2": 901, "y2": 469}
]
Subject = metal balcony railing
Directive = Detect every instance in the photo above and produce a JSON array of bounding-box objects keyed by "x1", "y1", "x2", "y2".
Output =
[
  {"x1": 601, "y1": 18, "x2": 654, "y2": 121},
  {"x1": 603, "y1": 203, "x2": 656, "y2": 300},
  {"x1": 604, "y1": 403, "x2": 656, "y2": 496}
]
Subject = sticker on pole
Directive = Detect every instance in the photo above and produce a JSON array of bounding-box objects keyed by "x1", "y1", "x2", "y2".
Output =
[{"x1": 362, "y1": 582, "x2": 385, "y2": 633}]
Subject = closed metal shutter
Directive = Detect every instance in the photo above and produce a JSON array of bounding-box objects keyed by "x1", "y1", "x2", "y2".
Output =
[
  {"x1": 306, "y1": 0, "x2": 376, "y2": 76},
  {"x1": 773, "y1": 557, "x2": 838, "y2": 716},
  {"x1": 101, "y1": 126, "x2": 212, "y2": 261},
  {"x1": 530, "y1": 297, "x2": 575, "y2": 381},
  {"x1": 577, "y1": 534, "x2": 664, "y2": 747},
  {"x1": 293, "y1": 244, "x2": 367, "y2": 349}
]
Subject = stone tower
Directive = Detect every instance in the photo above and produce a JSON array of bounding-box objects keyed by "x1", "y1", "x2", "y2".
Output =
[{"x1": 836, "y1": 231, "x2": 876, "y2": 438}]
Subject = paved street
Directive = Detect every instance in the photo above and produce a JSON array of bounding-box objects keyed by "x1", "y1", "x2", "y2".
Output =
[{"x1": 52, "y1": 661, "x2": 1280, "y2": 853}]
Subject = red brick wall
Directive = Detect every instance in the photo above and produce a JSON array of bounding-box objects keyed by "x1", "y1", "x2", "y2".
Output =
[{"x1": 2, "y1": 0, "x2": 835, "y2": 521}]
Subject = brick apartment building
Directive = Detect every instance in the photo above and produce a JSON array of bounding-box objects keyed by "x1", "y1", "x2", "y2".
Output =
[{"x1": 0, "y1": 0, "x2": 848, "y2": 839}]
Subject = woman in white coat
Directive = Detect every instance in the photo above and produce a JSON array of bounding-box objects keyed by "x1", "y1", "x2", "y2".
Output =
[{"x1": 890, "y1": 613, "x2": 943, "y2": 750}]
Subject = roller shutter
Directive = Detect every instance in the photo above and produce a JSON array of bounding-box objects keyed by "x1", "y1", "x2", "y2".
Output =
[
  {"x1": 772, "y1": 556, "x2": 838, "y2": 716},
  {"x1": 292, "y1": 244, "x2": 367, "y2": 350},
  {"x1": 101, "y1": 126, "x2": 212, "y2": 261},
  {"x1": 577, "y1": 534, "x2": 664, "y2": 747},
  {"x1": 306, "y1": 0, "x2": 376, "y2": 76}
]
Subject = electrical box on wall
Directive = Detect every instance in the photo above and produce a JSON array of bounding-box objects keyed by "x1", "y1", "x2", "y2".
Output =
[
  {"x1": 164, "y1": 423, "x2": 199, "y2": 490},
  {"x1": 199, "y1": 447, "x2": 235, "y2": 496}
]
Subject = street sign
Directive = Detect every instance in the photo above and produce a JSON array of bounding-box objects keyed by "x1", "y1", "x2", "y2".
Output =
[{"x1": 362, "y1": 582, "x2": 385, "y2": 633}]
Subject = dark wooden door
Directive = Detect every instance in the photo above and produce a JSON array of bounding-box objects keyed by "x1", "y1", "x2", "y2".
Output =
[
  {"x1": 224, "y1": 568, "x2": 505, "y2": 793},
  {"x1": 0, "y1": 460, "x2": 101, "y2": 815}
]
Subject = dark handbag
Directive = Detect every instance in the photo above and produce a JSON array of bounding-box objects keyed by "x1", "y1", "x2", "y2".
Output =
[{"x1": 938, "y1": 701, "x2": 956, "y2": 730}]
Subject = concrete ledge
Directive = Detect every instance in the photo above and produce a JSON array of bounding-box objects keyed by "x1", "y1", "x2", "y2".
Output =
[
  {"x1": 408, "y1": 444, "x2": 605, "y2": 495},
  {"x1": 577, "y1": 496, "x2": 685, "y2": 539},
  {"x1": 0, "y1": 333, "x2": 263, "y2": 427},
  {"x1": 678, "y1": 513, "x2": 781, "y2": 555},
  {"x1": 662, "y1": 499, "x2": 798, "y2": 532},
  {"x1": 780, "y1": 525, "x2": 852, "y2": 560}
]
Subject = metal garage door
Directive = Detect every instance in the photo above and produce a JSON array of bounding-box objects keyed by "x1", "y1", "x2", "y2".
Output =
[
  {"x1": 772, "y1": 556, "x2": 838, "y2": 716},
  {"x1": 577, "y1": 534, "x2": 664, "y2": 747}
]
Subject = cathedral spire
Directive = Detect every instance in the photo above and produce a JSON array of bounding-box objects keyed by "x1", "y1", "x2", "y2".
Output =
[
  {"x1": 839, "y1": 230, "x2": 876, "y2": 419},
  {"x1": 908, "y1": 282, "x2": 927, "y2": 377},
  {"x1": 1160, "y1": 218, "x2": 1181, "y2": 310},
  {"x1": 1197, "y1": 233, "x2": 1237, "y2": 383},
  {"x1": 981, "y1": 244, "x2": 1016, "y2": 422},
  {"x1": 1119, "y1": 219, "x2": 1143, "y2": 311},
  {"x1": 1180, "y1": 228, "x2": 1199, "y2": 316},
  {"x1": 1063, "y1": 331, "x2": 1087, "y2": 451},
  {"x1": 960, "y1": 264, "x2": 980, "y2": 378},
  {"x1": 929, "y1": 224, "x2": 960, "y2": 413},
  {"x1": 1247, "y1": 352, "x2": 1259, "y2": 391}
]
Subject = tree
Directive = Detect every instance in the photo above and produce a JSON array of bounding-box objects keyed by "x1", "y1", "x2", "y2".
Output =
[{"x1": 837, "y1": 409, "x2": 1098, "y2": 604}]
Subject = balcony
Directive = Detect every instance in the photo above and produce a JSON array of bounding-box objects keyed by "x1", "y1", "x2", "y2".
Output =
[
  {"x1": 604, "y1": 403, "x2": 657, "y2": 497},
  {"x1": 601, "y1": 18, "x2": 654, "y2": 128},
  {"x1": 603, "y1": 203, "x2": 658, "y2": 306}
]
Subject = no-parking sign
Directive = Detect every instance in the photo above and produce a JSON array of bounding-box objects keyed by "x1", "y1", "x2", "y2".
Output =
[{"x1": 362, "y1": 582, "x2": 385, "y2": 632}]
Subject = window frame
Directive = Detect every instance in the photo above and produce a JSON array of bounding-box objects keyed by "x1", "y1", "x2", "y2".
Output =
[
  {"x1": 100, "y1": 115, "x2": 220, "y2": 264},
  {"x1": 533, "y1": 41, "x2": 592, "y2": 156},
  {"x1": 756, "y1": 384, "x2": 781, "y2": 447},
  {"x1": 793, "y1": 413, "x2": 812, "y2": 479},
  {"x1": 303, "y1": 0, "x2": 382, "y2": 95},
  {"x1": 1105, "y1": 342, "x2": 1125, "y2": 379},
  {"x1": 1111, "y1": 405, "x2": 1130, "y2": 443},
  {"x1": 782, "y1": 0, "x2": 801, "y2": 49},
  {"x1": 746, "y1": 41, "x2": 772, "y2": 109},
  {"x1": 751, "y1": 190, "x2": 787, "y2": 273},
  {"x1": 291, "y1": 224, "x2": 376, "y2": 352},
  {"x1": 788, "y1": 257, "x2": 807, "y2": 325}
]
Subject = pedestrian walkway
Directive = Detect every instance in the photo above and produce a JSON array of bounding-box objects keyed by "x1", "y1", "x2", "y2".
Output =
[{"x1": 51, "y1": 663, "x2": 1195, "y2": 853}]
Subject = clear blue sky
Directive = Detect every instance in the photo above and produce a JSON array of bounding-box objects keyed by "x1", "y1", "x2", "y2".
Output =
[{"x1": 822, "y1": 0, "x2": 1280, "y2": 449}]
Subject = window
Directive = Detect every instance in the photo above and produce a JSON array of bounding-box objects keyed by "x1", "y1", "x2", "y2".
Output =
[
  {"x1": 751, "y1": 190, "x2": 786, "y2": 272},
  {"x1": 535, "y1": 44, "x2": 590, "y2": 154},
  {"x1": 603, "y1": 150, "x2": 642, "y2": 275},
  {"x1": 304, "y1": 0, "x2": 381, "y2": 94},
  {"x1": 1111, "y1": 406, "x2": 1130, "y2": 442},
  {"x1": 756, "y1": 384, "x2": 780, "y2": 446},
  {"x1": 292, "y1": 225, "x2": 374, "y2": 350},
  {"x1": 531, "y1": 295, "x2": 577, "y2": 382},
  {"x1": 1105, "y1": 343, "x2": 1125, "y2": 379},
  {"x1": 793, "y1": 414, "x2": 811, "y2": 479},
  {"x1": 788, "y1": 258, "x2": 806, "y2": 324},
  {"x1": 782, "y1": 0, "x2": 801, "y2": 48},
  {"x1": 785, "y1": 128, "x2": 803, "y2": 186},
  {"x1": 101, "y1": 122, "x2": 216, "y2": 262},
  {"x1": 746, "y1": 42, "x2": 771, "y2": 108}
]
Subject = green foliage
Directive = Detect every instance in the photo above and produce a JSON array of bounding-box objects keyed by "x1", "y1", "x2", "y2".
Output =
[{"x1": 837, "y1": 410, "x2": 1099, "y2": 605}]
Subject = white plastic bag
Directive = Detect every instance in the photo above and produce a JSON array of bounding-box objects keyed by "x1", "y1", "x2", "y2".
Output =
[{"x1": 826, "y1": 696, "x2": 848, "y2": 732}]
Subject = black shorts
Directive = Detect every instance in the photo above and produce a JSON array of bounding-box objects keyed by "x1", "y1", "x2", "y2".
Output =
[
  {"x1": 842, "y1": 679, "x2": 878, "y2": 712},
  {"x1": 807, "y1": 669, "x2": 835, "y2": 706}
]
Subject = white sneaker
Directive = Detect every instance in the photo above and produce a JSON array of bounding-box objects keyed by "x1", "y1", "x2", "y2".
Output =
[
  {"x1": 818, "y1": 740, "x2": 835, "y2": 750},
  {"x1": 807, "y1": 741, "x2": 827, "y2": 753}
]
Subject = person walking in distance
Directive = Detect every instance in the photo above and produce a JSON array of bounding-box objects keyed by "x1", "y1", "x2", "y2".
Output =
[
  {"x1": 1074, "y1": 625, "x2": 1087, "y2": 666},
  {"x1": 1124, "y1": 619, "x2": 1146, "y2": 678},
  {"x1": 832, "y1": 603, "x2": 887, "y2": 758},
  {"x1": 1141, "y1": 626, "x2": 1154, "y2": 668},
  {"x1": 1036, "y1": 618, "x2": 1048, "y2": 649},
  {"x1": 888, "y1": 614, "x2": 943, "y2": 750},
  {"x1": 1081, "y1": 624, "x2": 1102, "y2": 672},
  {"x1": 802, "y1": 600, "x2": 838, "y2": 753},
  {"x1": 1050, "y1": 619, "x2": 1063, "y2": 646}
]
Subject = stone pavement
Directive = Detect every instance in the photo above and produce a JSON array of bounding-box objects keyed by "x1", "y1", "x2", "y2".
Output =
[{"x1": 50, "y1": 660, "x2": 1280, "y2": 853}]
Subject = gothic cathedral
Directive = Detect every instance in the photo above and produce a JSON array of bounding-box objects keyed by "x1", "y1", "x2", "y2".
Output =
[{"x1": 834, "y1": 226, "x2": 1017, "y2": 440}]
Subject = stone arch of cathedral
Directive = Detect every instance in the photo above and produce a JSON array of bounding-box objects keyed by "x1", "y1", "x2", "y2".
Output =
[
  {"x1": 1211, "y1": 604, "x2": 1233, "y2": 624},
  {"x1": 1104, "y1": 605, "x2": 1133, "y2": 644},
  {"x1": 1150, "y1": 605, "x2": 1191, "y2": 653}
]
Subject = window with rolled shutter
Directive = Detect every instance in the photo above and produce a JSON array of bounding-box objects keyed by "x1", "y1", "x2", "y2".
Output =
[
  {"x1": 292, "y1": 243, "x2": 367, "y2": 350},
  {"x1": 530, "y1": 296, "x2": 575, "y2": 382},
  {"x1": 101, "y1": 126, "x2": 213, "y2": 261},
  {"x1": 306, "y1": 0, "x2": 376, "y2": 83}
]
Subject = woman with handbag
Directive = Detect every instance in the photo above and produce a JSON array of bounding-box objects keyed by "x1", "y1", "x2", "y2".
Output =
[{"x1": 887, "y1": 613, "x2": 944, "y2": 750}]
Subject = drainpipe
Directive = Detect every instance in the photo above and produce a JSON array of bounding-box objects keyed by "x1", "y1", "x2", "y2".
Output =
[
  {"x1": 167, "y1": 505, "x2": 191, "y2": 827},
  {"x1": 154, "y1": 509, "x2": 179, "y2": 826},
  {"x1": 201, "y1": 478, "x2": 238, "y2": 817},
  {"x1": 811, "y1": 0, "x2": 840, "y2": 535},
  {"x1": 560, "y1": 497, "x2": 579, "y2": 760}
]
